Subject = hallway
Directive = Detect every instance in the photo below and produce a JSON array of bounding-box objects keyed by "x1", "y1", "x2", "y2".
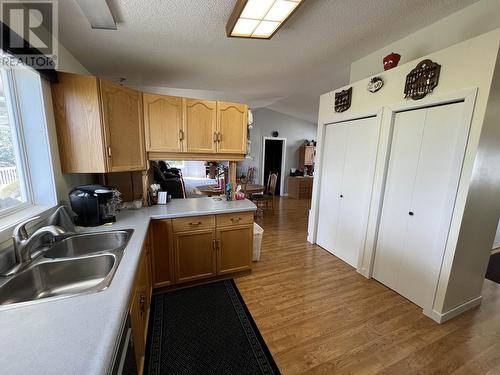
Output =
[{"x1": 236, "y1": 198, "x2": 500, "y2": 374}]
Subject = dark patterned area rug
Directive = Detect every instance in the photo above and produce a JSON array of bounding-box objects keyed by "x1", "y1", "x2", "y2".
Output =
[
  {"x1": 486, "y1": 252, "x2": 500, "y2": 283},
  {"x1": 145, "y1": 279, "x2": 280, "y2": 375}
]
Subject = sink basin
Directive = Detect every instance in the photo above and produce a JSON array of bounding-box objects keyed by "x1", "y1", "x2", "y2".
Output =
[
  {"x1": 44, "y1": 229, "x2": 132, "y2": 259},
  {"x1": 0, "y1": 254, "x2": 116, "y2": 306}
]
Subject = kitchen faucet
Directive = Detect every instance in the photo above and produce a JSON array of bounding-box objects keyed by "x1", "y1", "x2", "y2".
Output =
[{"x1": 2, "y1": 216, "x2": 67, "y2": 277}]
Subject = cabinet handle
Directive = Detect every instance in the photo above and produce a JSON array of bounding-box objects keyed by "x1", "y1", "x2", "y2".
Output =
[
  {"x1": 217, "y1": 132, "x2": 222, "y2": 142},
  {"x1": 217, "y1": 239, "x2": 221, "y2": 249},
  {"x1": 139, "y1": 294, "x2": 146, "y2": 315},
  {"x1": 189, "y1": 221, "x2": 202, "y2": 226},
  {"x1": 231, "y1": 217, "x2": 241, "y2": 222},
  {"x1": 213, "y1": 132, "x2": 218, "y2": 143},
  {"x1": 106, "y1": 145, "x2": 112, "y2": 158},
  {"x1": 179, "y1": 129, "x2": 184, "y2": 141},
  {"x1": 213, "y1": 239, "x2": 217, "y2": 251}
]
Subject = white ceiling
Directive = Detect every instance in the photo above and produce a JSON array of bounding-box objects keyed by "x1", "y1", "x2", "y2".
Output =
[{"x1": 58, "y1": 0, "x2": 477, "y2": 123}]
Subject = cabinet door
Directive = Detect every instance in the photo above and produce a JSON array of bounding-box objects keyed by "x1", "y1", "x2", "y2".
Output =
[
  {"x1": 130, "y1": 290, "x2": 145, "y2": 374},
  {"x1": 143, "y1": 93, "x2": 183, "y2": 152},
  {"x1": 217, "y1": 225, "x2": 253, "y2": 274},
  {"x1": 216, "y1": 101, "x2": 248, "y2": 154},
  {"x1": 99, "y1": 80, "x2": 146, "y2": 171},
  {"x1": 173, "y1": 229, "x2": 216, "y2": 283},
  {"x1": 51, "y1": 72, "x2": 107, "y2": 173},
  {"x1": 150, "y1": 220, "x2": 174, "y2": 287},
  {"x1": 183, "y1": 98, "x2": 217, "y2": 153},
  {"x1": 304, "y1": 146, "x2": 315, "y2": 165}
]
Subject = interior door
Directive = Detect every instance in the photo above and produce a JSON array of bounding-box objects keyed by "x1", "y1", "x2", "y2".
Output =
[
  {"x1": 316, "y1": 123, "x2": 348, "y2": 257},
  {"x1": 143, "y1": 93, "x2": 183, "y2": 152},
  {"x1": 217, "y1": 102, "x2": 247, "y2": 154},
  {"x1": 373, "y1": 102, "x2": 469, "y2": 308},
  {"x1": 372, "y1": 110, "x2": 426, "y2": 288},
  {"x1": 334, "y1": 118, "x2": 380, "y2": 267},
  {"x1": 183, "y1": 99, "x2": 217, "y2": 153},
  {"x1": 99, "y1": 80, "x2": 146, "y2": 172}
]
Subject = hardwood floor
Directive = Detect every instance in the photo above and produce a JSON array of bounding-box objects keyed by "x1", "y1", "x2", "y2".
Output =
[{"x1": 235, "y1": 198, "x2": 500, "y2": 374}]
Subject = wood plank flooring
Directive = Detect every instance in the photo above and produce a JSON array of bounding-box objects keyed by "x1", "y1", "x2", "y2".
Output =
[{"x1": 235, "y1": 198, "x2": 500, "y2": 374}]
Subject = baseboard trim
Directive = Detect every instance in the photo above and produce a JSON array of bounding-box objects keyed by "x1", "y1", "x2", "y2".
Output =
[{"x1": 424, "y1": 296, "x2": 482, "y2": 324}]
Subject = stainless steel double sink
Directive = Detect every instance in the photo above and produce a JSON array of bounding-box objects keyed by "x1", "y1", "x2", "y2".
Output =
[{"x1": 0, "y1": 229, "x2": 133, "y2": 308}]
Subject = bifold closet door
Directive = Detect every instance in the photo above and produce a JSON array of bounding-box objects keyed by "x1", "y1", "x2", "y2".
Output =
[
  {"x1": 373, "y1": 102, "x2": 469, "y2": 308},
  {"x1": 316, "y1": 117, "x2": 379, "y2": 267}
]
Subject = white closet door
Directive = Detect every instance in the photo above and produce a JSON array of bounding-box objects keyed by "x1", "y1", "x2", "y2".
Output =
[
  {"x1": 398, "y1": 102, "x2": 468, "y2": 308},
  {"x1": 316, "y1": 123, "x2": 348, "y2": 255},
  {"x1": 335, "y1": 119, "x2": 379, "y2": 267},
  {"x1": 373, "y1": 110, "x2": 426, "y2": 288},
  {"x1": 317, "y1": 117, "x2": 379, "y2": 267},
  {"x1": 374, "y1": 102, "x2": 469, "y2": 308}
]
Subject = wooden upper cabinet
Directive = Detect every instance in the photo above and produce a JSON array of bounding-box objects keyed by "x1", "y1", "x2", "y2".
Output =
[
  {"x1": 183, "y1": 98, "x2": 217, "y2": 153},
  {"x1": 143, "y1": 93, "x2": 183, "y2": 152},
  {"x1": 217, "y1": 102, "x2": 248, "y2": 154},
  {"x1": 99, "y1": 80, "x2": 146, "y2": 172},
  {"x1": 51, "y1": 72, "x2": 146, "y2": 173},
  {"x1": 51, "y1": 73, "x2": 107, "y2": 173}
]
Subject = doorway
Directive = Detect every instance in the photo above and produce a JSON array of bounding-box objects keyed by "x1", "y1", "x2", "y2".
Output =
[{"x1": 261, "y1": 137, "x2": 286, "y2": 196}]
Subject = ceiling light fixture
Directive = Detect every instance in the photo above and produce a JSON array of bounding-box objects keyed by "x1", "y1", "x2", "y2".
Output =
[
  {"x1": 227, "y1": 0, "x2": 305, "y2": 39},
  {"x1": 76, "y1": 0, "x2": 117, "y2": 30}
]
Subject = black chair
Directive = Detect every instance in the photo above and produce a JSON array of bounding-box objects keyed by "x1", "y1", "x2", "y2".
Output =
[{"x1": 151, "y1": 161, "x2": 186, "y2": 199}]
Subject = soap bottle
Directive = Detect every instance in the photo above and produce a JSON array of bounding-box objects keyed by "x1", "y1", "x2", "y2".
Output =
[{"x1": 225, "y1": 182, "x2": 232, "y2": 201}]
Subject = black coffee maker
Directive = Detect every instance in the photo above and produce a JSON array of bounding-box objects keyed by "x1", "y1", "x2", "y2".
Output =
[{"x1": 69, "y1": 185, "x2": 116, "y2": 227}]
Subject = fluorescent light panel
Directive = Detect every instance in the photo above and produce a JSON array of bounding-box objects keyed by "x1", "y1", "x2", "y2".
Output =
[
  {"x1": 228, "y1": 0, "x2": 303, "y2": 39},
  {"x1": 76, "y1": 0, "x2": 117, "y2": 30}
]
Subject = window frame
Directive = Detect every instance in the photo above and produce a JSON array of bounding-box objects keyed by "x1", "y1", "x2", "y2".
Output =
[{"x1": 0, "y1": 67, "x2": 34, "y2": 218}]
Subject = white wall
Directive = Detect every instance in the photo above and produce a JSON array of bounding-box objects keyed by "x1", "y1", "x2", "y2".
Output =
[
  {"x1": 310, "y1": 29, "x2": 500, "y2": 320},
  {"x1": 350, "y1": 0, "x2": 500, "y2": 82},
  {"x1": 237, "y1": 108, "x2": 316, "y2": 194}
]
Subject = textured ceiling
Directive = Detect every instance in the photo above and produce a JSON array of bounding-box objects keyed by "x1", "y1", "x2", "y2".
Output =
[{"x1": 58, "y1": 0, "x2": 477, "y2": 122}]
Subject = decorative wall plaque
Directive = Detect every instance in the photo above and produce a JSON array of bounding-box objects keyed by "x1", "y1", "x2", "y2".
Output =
[
  {"x1": 367, "y1": 77, "x2": 384, "y2": 93},
  {"x1": 404, "y1": 59, "x2": 441, "y2": 100},
  {"x1": 334, "y1": 87, "x2": 352, "y2": 112}
]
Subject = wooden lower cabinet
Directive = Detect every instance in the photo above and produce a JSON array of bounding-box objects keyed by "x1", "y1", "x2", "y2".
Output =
[
  {"x1": 173, "y1": 229, "x2": 217, "y2": 283},
  {"x1": 217, "y1": 224, "x2": 253, "y2": 274},
  {"x1": 150, "y1": 220, "x2": 174, "y2": 287},
  {"x1": 150, "y1": 212, "x2": 253, "y2": 286},
  {"x1": 130, "y1": 243, "x2": 152, "y2": 375}
]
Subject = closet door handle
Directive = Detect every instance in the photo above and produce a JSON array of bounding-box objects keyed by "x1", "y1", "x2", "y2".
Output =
[
  {"x1": 340, "y1": 194, "x2": 343, "y2": 198},
  {"x1": 409, "y1": 211, "x2": 414, "y2": 216}
]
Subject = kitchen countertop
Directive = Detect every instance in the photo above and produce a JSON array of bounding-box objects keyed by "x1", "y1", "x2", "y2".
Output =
[{"x1": 0, "y1": 197, "x2": 256, "y2": 375}]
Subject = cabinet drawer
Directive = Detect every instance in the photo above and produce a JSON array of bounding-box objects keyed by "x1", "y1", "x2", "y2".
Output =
[
  {"x1": 216, "y1": 212, "x2": 254, "y2": 227},
  {"x1": 172, "y1": 215, "x2": 215, "y2": 232}
]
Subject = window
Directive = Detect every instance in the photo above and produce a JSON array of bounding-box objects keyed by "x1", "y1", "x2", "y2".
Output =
[
  {"x1": 0, "y1": 69, "x2": 30, "y2": 215},
  {"x1": 166, "y1": 160, "x2": 185, "y2": 169}
]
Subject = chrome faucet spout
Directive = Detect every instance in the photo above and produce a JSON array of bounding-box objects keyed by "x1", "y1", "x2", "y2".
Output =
[{"x1": 2, "y1": 217, "x2": 68, "y2": 277}]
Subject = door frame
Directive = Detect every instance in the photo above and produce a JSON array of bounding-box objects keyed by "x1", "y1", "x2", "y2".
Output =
[{"x1": 261, "y1": 136, "x2": 287, "y2": 196}]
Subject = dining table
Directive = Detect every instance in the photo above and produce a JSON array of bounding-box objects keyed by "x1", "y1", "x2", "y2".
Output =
[{"x1": 193, "y1": 183, "x2": 265, "y2": 197}]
